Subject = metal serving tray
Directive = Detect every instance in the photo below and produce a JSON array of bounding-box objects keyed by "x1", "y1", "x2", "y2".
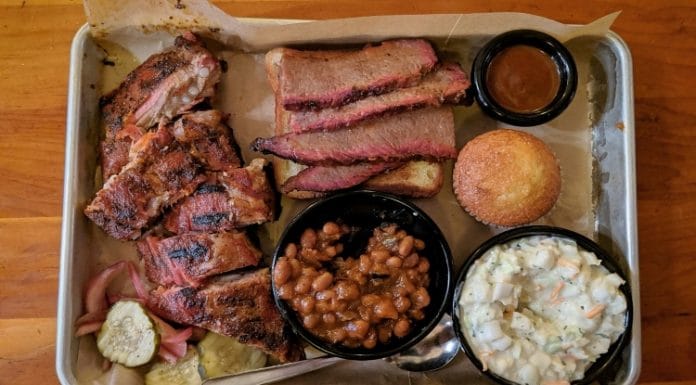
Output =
[{"x1": 57, "y1": 22, "x2": 640, "y2": 385}]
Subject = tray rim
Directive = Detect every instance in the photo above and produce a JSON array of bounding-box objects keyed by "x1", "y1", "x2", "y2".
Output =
[
  {"x1": 56, "y1": 22, "x2": 91, "y2": 385},
  {"x1": 601, "y1": 29, "x2": 641, "y2": 385},
  {"x1": 56, "y1": 21, "x2": 640, "y2": 385}
]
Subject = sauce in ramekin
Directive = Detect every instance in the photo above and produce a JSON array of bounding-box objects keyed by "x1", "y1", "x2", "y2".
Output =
[{"x1": 486, "y1": 45, "x2": 560, "y2": 113}]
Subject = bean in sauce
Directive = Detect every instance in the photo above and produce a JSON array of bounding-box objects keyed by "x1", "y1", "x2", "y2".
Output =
[{"x1": 273, "y1": 222, "x2": 430, "y2": 349}]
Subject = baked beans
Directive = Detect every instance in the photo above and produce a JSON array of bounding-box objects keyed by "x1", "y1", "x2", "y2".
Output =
[{"x1": 273, "y1": 222, "x2": 430, "y2": 349}]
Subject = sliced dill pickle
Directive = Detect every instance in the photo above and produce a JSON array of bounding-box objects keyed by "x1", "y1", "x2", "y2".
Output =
[
  {"x1": 96, "y1": 300, "x2": 159, "y2": 367},
  {"x1": 145, "y1": 347, "x2": 202, "y2": 385}
]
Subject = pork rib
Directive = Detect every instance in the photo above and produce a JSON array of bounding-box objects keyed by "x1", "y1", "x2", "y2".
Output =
[
  {"x1": 169, "y1": 110, "x2": 241, "y2": 171},
  {"x1": 252, "y1": 107, "x2": 457, "y2": 166},
  {"x1": 85, "y1": 126, "x2": 205, "y2": 240},
  {"x1": 163, "y1": 158, "x2": 275, "y2": 234},
  {"x1": 85, "y1": 110, "x2": 239, "y2": 240},
  {"x1": 281, "y1": 162, "x2": 404, "y2": 193},
  {"x1": 138, "y1": 231, "x2": 262, "y2": 287},
  {"x1": 271, "y1": 39, "x2": 438, "y2": 111},
  {"x1": 100, "y1": 33, "x2": 221, "y2": 178},
  {"x1": 282, "y1": 62, "x2": 470, "y2": 133},
  {"x1": 148, "y1": 269, "x2": 305, "y2": 363}
]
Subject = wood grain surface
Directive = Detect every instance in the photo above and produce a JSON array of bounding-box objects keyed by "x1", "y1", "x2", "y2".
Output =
[{"x1": 0, "y1": 1, "x2": 694, "y2": 384}]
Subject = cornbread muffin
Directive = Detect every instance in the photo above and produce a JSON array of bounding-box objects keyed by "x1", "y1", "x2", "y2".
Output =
[{"x1": 453, "y1": 129, "x2": 561, "y2": 226}]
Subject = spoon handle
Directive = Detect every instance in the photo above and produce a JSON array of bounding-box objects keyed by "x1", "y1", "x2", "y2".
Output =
[{"x1": 202, "y1": 356, "x2": 342, "y2": 385}]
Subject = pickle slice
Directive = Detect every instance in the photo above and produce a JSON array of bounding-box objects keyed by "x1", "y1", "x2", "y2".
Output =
[
  {"x1": 96, "y1": 300, "x2": 159, "y2": 367},
  {"x1": 145, "y1": 347, "x2": 202, "y2": 385},
  {"x1": 198, "y1": 332, "x2": 267, "y2": 378}
]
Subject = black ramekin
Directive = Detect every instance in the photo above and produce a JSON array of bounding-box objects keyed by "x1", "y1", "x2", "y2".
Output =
[
  {"x1": 451, "y1": 225, "x2": 633, "y2": 385},
  {"x1": 471, "y1": 29, "x2": 578, "y2": 127},
  {"x1": 271, "y1": 190, "x2": 454, "y2": 360}
]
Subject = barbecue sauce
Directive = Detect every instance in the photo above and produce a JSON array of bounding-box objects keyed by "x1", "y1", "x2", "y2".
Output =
[{"x1": 486, "y1": 45, "x2": 560, "y2": 113}]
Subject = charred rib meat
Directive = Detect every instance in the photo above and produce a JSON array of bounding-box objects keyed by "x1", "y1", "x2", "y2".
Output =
[
  {"x1": 100, "y1": 33, "x2": 221, "y2": 178},
  {"x1": 148, "y1": 269, "x2": 305, "y2": 363},
  {"x1": 169, "y1": 110, "x2": 241, "y2": 171},
  {"x1": 138, "y1": 231, "x2": 262, "y2": 287},
  {"x1": 163, "y1": 158, "x2": 275, "y2": 234},
  {"x1": 85, "y1": 126, "x2": 205, "y2": 240}
]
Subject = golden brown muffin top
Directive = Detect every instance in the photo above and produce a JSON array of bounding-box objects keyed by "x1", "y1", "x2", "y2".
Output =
[{"x1": 453, "y1": 129, "x2": 561, "y2": 227}]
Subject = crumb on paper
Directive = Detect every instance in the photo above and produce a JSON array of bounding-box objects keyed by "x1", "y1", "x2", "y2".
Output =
[{"x1": 615, "y1": 121, "x2": 625, "y2": 130}]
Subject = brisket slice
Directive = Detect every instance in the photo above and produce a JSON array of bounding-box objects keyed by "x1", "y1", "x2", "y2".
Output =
[
  {"x1": 252, "y1": 107, "x2": 457, "y2": 166},
  {"x1": 148, "y1": 269, "x2": 305, "y2": 363},
  {"x1": 85, "y1": 127, "x2": 205, "y2": 240},
  {"x1": 138, "y1": 231, "x2": 262, "y2": 287},
  {"x1": 281, "y1": 161, "x2": 404, "y2": 193},
  {"x1": 163, "y1": 158, "x2": 275, "y2": 234},
  {"x1": 100, "y1": 33, "x2": 221, "y2": 178},
  {"x1": 272, "y1": 39, "x2": 438, "y2": 111},
  {"x1": 282, "y1": 62, "x2": 470, "y2": 133}
]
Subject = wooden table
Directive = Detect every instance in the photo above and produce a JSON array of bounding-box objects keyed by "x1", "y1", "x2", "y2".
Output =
[{"x1": 1, "y1": 1, "x2": 694, "y2": 384}]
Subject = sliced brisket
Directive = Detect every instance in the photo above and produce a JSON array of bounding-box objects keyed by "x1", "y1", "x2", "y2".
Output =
[
  {"x1": 163, "y1": 158, "x2": 275, "y2": 234},
  {"x1": 252, "y1": 107, "x2": 457, "y2": 166},
  {"x1": 138, "y1": 231, "x2": 262, "y2": 287},
  {"x1": 281, "y1": 161, "x2": 404, "y2": 193},
  {"x1": 148, "y1": 269, "x2": 305, "y2": 363},
  {"x1": 272, "y1": 39, "x2": 438, "y2": 111},
  {"x1": 100, "y1": 33, "x2": 221, "y2": 178},
  {"x1": 282, "y1": 62, "x2": 470, "y2": 133}
]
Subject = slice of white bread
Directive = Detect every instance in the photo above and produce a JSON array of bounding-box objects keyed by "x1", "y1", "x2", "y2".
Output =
[
  {"x1": 265, "y1": 47, "x2": 444, "y2": 199},
  {"x1": 363, "y1": 160, "x2": 444, "y2": 198}
]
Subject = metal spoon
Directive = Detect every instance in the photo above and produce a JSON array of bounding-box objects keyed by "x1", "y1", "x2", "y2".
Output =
[
  {"x1": 383, "y1": 313, "x2": 460, "y2": 372},
  {"x1": 203, "y1": 315, "x2": 460, "y2": 384}
]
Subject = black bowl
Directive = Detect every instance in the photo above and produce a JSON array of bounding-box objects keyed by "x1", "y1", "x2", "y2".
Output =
[
  {"x1": 471, "y1": 29, "x2": 577, "y2": 126},
  {"x1": 451, "y1": 226, "x2": 633, "y2": 385},
  {"x1": 271, "y1": 190, "x2": 454, "y2": 360}
]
